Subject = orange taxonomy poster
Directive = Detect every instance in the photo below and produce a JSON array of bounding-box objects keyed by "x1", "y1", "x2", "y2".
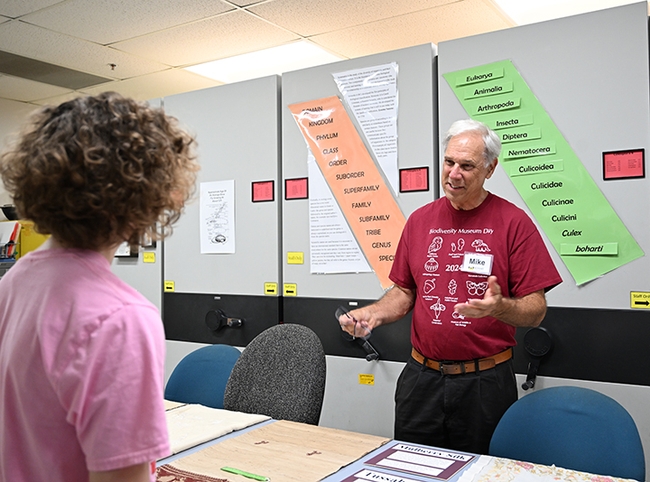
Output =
[{"x1": 289, "y1": 96, "x2": 406, "y2": 289}]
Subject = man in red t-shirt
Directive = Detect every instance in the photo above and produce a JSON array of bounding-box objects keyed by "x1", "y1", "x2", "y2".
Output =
[{"x1": 339, "y1": 119, "x2": 562, "y2": 454}]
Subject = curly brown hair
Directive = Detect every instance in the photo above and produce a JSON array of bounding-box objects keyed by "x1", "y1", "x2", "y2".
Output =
[{"x1": 0, "y1": 92, "x2": 199, "y2": 250}]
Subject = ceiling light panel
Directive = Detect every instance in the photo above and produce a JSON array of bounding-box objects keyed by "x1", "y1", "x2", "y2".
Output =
[{"x1": 185, "y1": 41, "x2": 343, "y2": 83}]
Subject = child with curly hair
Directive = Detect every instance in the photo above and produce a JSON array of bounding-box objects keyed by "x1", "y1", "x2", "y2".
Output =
[{"x1": 0, "y1": 92, "x2": 199, "y2": 482}]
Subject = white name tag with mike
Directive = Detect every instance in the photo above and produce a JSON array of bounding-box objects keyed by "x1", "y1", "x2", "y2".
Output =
[{"x1": 460, "y1": 252, "x2": 493, "y2": 276}]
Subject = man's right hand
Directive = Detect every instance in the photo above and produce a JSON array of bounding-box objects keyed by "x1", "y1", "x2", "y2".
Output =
[{"x1": 336, "y1": 284, "x2": 415, "y2": 337}]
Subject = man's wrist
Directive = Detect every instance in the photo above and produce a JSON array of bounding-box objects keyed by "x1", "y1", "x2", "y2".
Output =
[{"x1": 492, "y1": 295, "x2": 510, "y2": 320}]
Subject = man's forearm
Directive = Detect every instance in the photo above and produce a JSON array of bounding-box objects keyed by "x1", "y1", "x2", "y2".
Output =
[
  {"x1": 492, "y1": 290, "x2": 547, "y2": 327},
  {"x1": 454, "y1": 276, "x2": 548, "y2": 327},
  {"x1": 367, "y1": 284, "x2": 416, "y2": 328}
]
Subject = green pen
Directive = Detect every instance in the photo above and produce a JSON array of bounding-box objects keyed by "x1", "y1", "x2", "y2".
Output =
[{"x1": 221, "y1": 466, "x2": 270, "y2": 481}]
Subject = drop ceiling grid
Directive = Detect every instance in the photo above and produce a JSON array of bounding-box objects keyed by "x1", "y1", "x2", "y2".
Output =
[
  {"x1": 247, "y1": 0, "x2": 458, "y2": 37},
  {"x1": 0, "y1": 20, "x2": 171, "y2": 79},
  {"x1": 309, "y1": 0, "x2": 513, "y2": 59},
  {"x1": 431, "y1": 0, "x2": 513, "y2": 41},
  {"x1": 19, "y1": 0, "x2": 237, "y2": 45},
  {"x1": 0, "y1": 0, "x2": 61, "y2": 19},
  {"x1": 112, "y1": 9, "x2": 301, "y2": 67},
  {"x1": 227, "y1": 0, "x2": 269, "y2": 7},
  {"x1": 0, "y1": 0, "x2": 631, "y2": 106}
]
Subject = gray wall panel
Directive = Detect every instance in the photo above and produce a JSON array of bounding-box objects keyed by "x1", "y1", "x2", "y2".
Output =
[
  {"x1": 438, "y1": 3, "x2": 650, "y2": 310},
  {"x1": 438, "y1": 6, "x2": 650, "y2": 477},
  {"x1": 162, "y1": 77, "x2": 282, "y2": 296},
  {"x1": 282, "y1": 43, "x2": 437, "y2": 300}
]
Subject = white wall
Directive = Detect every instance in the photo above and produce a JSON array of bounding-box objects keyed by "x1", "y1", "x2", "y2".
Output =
[{"x1": 0, "y1": 99, "x2": 38, "y2": 209}]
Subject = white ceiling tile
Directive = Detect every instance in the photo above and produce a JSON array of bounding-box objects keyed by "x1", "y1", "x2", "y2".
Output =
[
  {"x1": 0, "y1": 74, "x2": 73, "y2": 102},
  {"x1": 112, "y1": 10, "x2": 300, "y2": 67},
  {"x1": 0, "y1": 0, "x2": 61, "y2": 18},
  {"x1": 0, "y1": 0, "x2": 614, "y2": 105},
  {"x1": 20, "y1": 0, "x2": 235, "y2": 44},
  {"x1": 77, "y1": 69, "x2": 222, "y2": 102},
  {"x1": 311, "y1": 0, "x2": 513, "y2": 58},
  {"x1": 248, "y1": 0, "x2": 457, "y2": 36},
  {"x1": 0, "y1": 21, "x2": 170, "y2": 79}
]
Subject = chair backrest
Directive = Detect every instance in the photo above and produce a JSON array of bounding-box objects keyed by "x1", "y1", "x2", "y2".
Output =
[
  {"x1": 489, "y1": 386, "x2": 645, "y2": 481},
  {"x1": 223, "y1": 323, "x2": 326, "y2": 425},
  {"x1": 164, "y1": 344, "x2": 241, "y2": 409}
]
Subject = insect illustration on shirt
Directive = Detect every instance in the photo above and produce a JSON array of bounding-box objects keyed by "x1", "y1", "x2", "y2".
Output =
[
  {"x1": 471, "y1": 239, "x2": 490, "y2": 252},
  {"x1": 428, "y1": 236, "x2": 443, "y2": 254},
  {"x1": 466, "y1": 281, "x2": 488, "y2": 296},
  {"x1": 429, "y1": 297, "x2": 446, "y2": 318}
]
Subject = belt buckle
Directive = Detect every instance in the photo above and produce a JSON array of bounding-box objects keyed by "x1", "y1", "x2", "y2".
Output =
[{"x1": 439, "y1": 361, "x2": 463, "y2": 375}]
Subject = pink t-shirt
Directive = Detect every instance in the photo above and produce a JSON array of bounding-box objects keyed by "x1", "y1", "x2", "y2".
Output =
[
  {"x1": 390, "y1": 193, "x2": 562, "y2": 361},
  {"x1": 0, "y1": 248, "x2": 170, "y2": 482}
]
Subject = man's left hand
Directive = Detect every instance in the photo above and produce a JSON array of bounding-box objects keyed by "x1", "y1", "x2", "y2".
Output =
[
  {"x1": 453, "y1": 276, "x2": 547, "y2": 327},
  {"x1": 454, "y1": 275, "x2": 503, "y2": 319}
]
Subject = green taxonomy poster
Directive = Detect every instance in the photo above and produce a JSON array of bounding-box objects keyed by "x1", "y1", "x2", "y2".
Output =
[{"x1": 443, "y1": 60, "x2": 643, "y2": 285}]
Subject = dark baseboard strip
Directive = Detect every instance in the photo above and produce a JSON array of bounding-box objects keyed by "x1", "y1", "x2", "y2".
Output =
[{"x1": 165, "y1": 294, "x2": 650, "y2": 387}]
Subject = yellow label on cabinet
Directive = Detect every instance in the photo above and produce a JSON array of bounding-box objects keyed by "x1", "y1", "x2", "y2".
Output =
[
  {"x1": 284, "y1": 283, "x2": 297, "y2": 296},
  {"x1": 631, "y1": 291, "x2": 650, "y2": 309},
  {"x1": 287, "y1": 252, "x2": 304, "y2": 264},
  {"x1": 143, "y1": 252, "x2": 156, "y2": 263},
  {"x1": 359, "y1": 374, "x2": 375, "y2": 385},
  {"x1": 164, "y1": 280, "x2": 175, "y2": 292},
  {"x1": 264, "y1": 282, "x2": 278, "y2": 295}
]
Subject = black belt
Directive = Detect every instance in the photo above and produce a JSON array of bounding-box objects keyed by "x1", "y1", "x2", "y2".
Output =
[{"x1": 411, "y1": 347, "x2": 513, "y2": 375}]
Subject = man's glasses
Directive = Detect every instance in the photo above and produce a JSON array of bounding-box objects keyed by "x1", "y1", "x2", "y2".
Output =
[
  {"x1": 335, "y1": 306, "x2": 379, "y2": 361},
  {"x1": 335, "y1": 305, "x2": 370, "y2": 341}
]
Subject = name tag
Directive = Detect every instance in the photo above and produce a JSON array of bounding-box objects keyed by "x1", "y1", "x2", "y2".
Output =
[{"x1": 460, "y1": 252, "x2": 493, "y2": 276}]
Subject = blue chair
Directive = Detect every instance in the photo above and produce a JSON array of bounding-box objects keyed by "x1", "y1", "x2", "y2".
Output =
[
  {"x1": 489, "y1": 386, "x2": 645, "y2": 481},
  {"x1": 164, "y1": 344, "x2": 241, "y2": 409}
]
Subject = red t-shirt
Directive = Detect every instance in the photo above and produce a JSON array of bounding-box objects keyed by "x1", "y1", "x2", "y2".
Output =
[{"x1": 390, "y1": 193, "x2": 562, "y2": 361}]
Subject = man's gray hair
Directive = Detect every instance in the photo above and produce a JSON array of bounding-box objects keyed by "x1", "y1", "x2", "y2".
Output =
[{"x1": 442, "y1": 119, "x2": 501, "y2": 168}]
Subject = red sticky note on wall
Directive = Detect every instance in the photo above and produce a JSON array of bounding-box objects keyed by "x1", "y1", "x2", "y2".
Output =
[
  {"x1": 400, "y1": 167, "x2": 429, "y2": 192},
  {"x1": 285, "y1": 177, "x2": 308, "y2": 200},
  {"x1": 603, "y1": 149, "x2": 645, "y2": 180},
  {"x1": 252, "y1": 180, "x2": 274, "y2": 202}
]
